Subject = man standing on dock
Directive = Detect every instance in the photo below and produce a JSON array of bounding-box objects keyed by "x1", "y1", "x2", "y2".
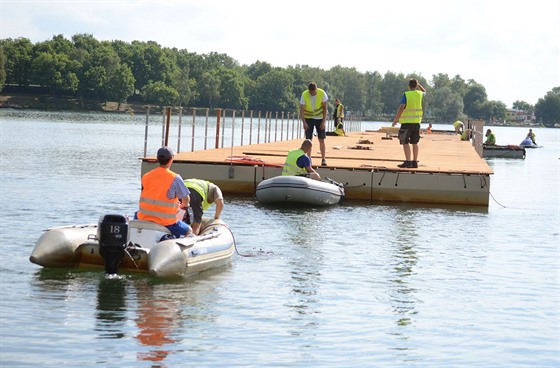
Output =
[
  {"x1": 300, "y1": 82, "x2": 328, "y2": 166},
  {"x1": 392, "y1": 78, "x2": 426, "y2": 168}
]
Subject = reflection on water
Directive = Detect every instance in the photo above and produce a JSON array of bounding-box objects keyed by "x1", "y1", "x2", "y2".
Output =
[
  {"x1": 390, "y1": 210, "x2": 419, "y2": 328},
  {"x1": 96, "y1": 277, "x2": 127, "y2": 339},
  {"x1": 133, "y1": 280, "x2": 181, "y2": 364}
]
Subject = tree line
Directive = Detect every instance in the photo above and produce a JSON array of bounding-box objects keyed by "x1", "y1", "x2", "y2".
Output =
[{"x1": 0, "y1": 34, "x2": 558, "y2": 126}]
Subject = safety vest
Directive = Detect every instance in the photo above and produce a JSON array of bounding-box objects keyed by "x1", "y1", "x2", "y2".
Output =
[
  {"x1": 138, "y1": 167, "x2": 179, "y2": 226},
  {"x1": 335, "y1": 103, "x2": 344, "y2": 119},
  {"x1": 399, "y1": 90, "x2": 423, "y2": 124},
  {"x1": 184, "y1": 179, "x2": 211, "y2": 210},
  {"x1": 334, "y1": 121, "x2": 344, "y2": 136},
  {"x1": 282, "y1": 149, "x2": 307, "y2": 176},
  {"x1": 302, "y1": 89, "x2": 326, "y2": 119}
]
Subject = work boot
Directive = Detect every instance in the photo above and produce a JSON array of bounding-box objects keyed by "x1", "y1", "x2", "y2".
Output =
[
  {"x1": 410, "y1": 161, "x2": 418, "y2": 168},
  {"x1": 397, "y1": 161, "x2": 411, "y2": 168},
  {"x1": 321, "y1": 158, "x2": 327, "y2": 166}
]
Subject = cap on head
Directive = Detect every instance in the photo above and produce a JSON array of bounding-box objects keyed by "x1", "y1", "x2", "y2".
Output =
[{"x1": 157, "y1": 146, "x2": 175, "y2": 160}]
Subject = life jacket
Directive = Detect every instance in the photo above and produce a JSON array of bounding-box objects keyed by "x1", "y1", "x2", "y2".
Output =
[
  {"x1": 334, "y1": 121, "x2": 345, "y2": 136},
  {"x1": 399, "y1": 90, "x2": 423, "y2": 124},
  {"x1": 302, "y1": 89, "x2": 326, "y2": 119},
  {"x1": 137, "y1": 167, "x2": 179, "y2": 226},
  {"x1": 334, "y1": 103, "x2": 344, "y2": 119},
  {"x1": 282, "y1": 149, "x2": 307, "y2": 176},
  {"x1": 184, "y1": 179, "x2": 211, "y2": 210}
]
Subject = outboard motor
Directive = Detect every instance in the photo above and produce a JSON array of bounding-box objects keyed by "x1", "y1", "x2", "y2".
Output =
[{"x1": 98, "y1": 214, "x2": 129, "y2": 274}]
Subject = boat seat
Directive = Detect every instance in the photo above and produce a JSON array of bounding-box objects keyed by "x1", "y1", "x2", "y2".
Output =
[
  {"x1": 128, "y1": 220, "x2": 171, "y2": 249},
  {"x1": 129, "y1": 220, "x2": 171, "y2": 234}
]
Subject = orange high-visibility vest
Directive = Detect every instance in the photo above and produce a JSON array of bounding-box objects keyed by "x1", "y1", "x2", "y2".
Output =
[{"x1": 138, "y1": 167, "x2": 179, "y2": 226}]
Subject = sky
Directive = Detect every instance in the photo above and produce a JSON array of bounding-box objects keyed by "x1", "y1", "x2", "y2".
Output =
[{"x1": 1, "y1": 0, "x2": 559, "y2": 107}]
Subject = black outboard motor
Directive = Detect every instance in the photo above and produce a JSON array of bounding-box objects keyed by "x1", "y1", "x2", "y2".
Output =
[{"x1": 98, "y1": 214, "x2": 129, "y2": 274}]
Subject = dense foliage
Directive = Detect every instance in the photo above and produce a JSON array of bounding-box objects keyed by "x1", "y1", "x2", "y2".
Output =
[{"x1": 0, "y1": 34, "x2": 557, "y2": 125}]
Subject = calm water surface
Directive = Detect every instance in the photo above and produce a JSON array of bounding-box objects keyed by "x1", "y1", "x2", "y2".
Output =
[{"x1": 0, "y1": 110, "x2": 558, "y2": 367}]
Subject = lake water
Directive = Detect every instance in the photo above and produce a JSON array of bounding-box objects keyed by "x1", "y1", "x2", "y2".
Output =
[{"x1": 0, "y1": 110, "x2": 558, "y2": 367}]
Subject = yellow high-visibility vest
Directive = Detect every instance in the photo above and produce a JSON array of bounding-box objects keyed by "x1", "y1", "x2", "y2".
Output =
[
  {"x1": 302, "y1": 89, "x2": 326, "y2": 119},
  {"x1": 282, "y1": 149, "x2": 307, "y2": 176},
  {"x1": 399, "y1": 90, "x2": 423, "y2": 124}
]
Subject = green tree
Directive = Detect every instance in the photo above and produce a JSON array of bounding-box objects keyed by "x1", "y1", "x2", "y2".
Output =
[
  {"x1": 0, "y1": 46, "x2": 6, "y2": 91},
  {"x1": 105, "y1": 63, "x2": 135, "y2": 109},
  {"x1": 245, "y1": 60, "x2": 273, "y2": 81},
  {"x1": 450, "y1": 75, "x2": 469, "y2": 98},
  {"x1": 1, "y1": 37, "x2": 33, "y2": 85},
  {"x1": 197, "y1": 71, "x2": 221, "y2": 108},
  {"x1": 512, "y1": 100, "x2": 534, "y2": 113},
  {"x1": 363, "y1": 71, "x2": 383, "y2": 117},
  {"x1": 429, "y1": 86, "x2": 464, "y2": 122},
  {"x1": 463, "y1": 81, "x2": 488, "y2": 118},
  {"x1": 171, "y1": 66, "x2": 197, "y2": 107},
  {"x1": 534, "y1": 87, "x2": 560, "y2": 127},
  {"x1": 431, "y1": 73, "x2": 451, "y2": 90},
  {"x1": 329, "y1": 66, "x2": 367, "y2": 114},
  {"x1": 215, "y1": 67, "x2": 248, "y2": 110},
  {"x1": 379, "y1": 71, "x2": 406, "y2": 115},
  {"x1": 479, "y1": 100, "x2": 507, "y2": 122},
  {"x1": 141, "y1": 80, "x2": 179, "y2": 107},
  {"x1": 31, "y1": 52, "x2": 80, "y2": 94},
  {"x1": 250, "y1": 69, "x2": 296, "y2": 112},
  {"x1": 80, "y1": 65, "x2": 108, "y2": 102}
]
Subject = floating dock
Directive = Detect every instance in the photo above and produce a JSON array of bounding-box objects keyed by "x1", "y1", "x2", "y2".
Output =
[{"x1": 140, "y1": 127, "x2": 493, "y2": 206}]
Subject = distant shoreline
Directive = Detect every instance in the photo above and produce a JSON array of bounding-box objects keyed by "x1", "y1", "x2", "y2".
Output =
[{"x1": 0, "y1": 93, "x2": 546, "y2": 127}]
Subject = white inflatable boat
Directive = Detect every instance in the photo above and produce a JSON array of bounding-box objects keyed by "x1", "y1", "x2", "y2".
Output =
[
  {"x1": 29, "y1": 214, "x2": 235, "y2": 278},
  {"x1": 256, "y1": 176, "x2": 345, "y2": 206}
]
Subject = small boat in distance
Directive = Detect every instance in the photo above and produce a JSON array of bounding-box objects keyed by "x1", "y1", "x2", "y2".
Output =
[
  {"x1": 482, "y1": 145, "x2": 526, "y2": 159},
  {"x1": 256, "y1": 176, "x2": 345, "y2": 206},
  {"x1": 519, "y1": 137, "x2": 541, "y2": 148},
  {"x1": 29, "y1": 214, "x2": 235, "y2": 278}
]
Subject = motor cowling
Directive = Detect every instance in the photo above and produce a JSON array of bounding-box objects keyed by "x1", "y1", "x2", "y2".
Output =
[{"x1": 98, "y1": 214, "x2": 129, "y2": 274}]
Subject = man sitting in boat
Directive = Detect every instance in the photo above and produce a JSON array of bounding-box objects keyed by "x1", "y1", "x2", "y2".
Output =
[
  {"x1": 484, "y1": 129, "x2": 496, "y2": 146},
  {"x1": 137, "y1": 146, "x2": 193, "y2": 238},
  {"x1": 526, "y1": 129, "x2": 537, "y2": 145},
  {"x1": 183, "y1": 179, "x2": 224, "y2": 235},
  {"x1": 282, "y1": 139, "x2": 321, "y2": 181}
]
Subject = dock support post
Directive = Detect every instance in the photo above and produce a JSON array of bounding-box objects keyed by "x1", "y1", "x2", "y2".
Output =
[
  {"x1": 143, "y1": 108, "x2": 150, "y2": 157},
  {"x1": 215, "y1": 108, "x2": 221, "y2": 149}
]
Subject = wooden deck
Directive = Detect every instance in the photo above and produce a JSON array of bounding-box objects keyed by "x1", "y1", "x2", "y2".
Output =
[{"x1": 140, "y1": 129, "x2": 494, "y2": 206}]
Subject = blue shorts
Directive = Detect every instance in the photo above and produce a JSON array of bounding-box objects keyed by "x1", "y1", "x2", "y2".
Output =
[
  {"x1": 398, "y1": 124, "x2": 420, "y2": 145},
  {"x1": 166, "y1": 221, "x2": 191, "y2": 238},
  {"x1": 134, "y1": 211, "x2": 191, "y2": 238},
  {"x1": 305, "y1": 118, "x2": 326, "y2": 139}
]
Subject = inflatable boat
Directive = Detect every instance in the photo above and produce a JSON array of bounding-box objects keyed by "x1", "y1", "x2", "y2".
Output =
[
  {"x1": 256, "y1": 176, "x2": 345, "y2": 206},
  {"x1": 519, "y1": 138, "x2": 540, "y2": 148},
  {"x1": 482, "y1": 145, "x2": 526, "y2": 159},
  {"x1": 29, "y1": 214, "x2": 235, "y2": 278}
]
